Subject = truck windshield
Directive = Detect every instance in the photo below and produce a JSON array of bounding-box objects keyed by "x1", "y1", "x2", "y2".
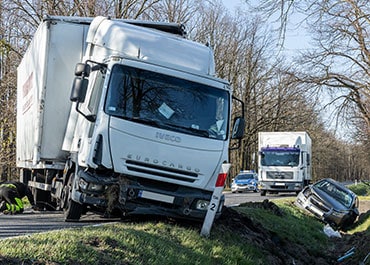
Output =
[
  {"x1": 105, "y1": 64, "x2": 229, "y2": 140},
  {"x1": 260, "y1": 149, "x2": 300, "y2": 166}
]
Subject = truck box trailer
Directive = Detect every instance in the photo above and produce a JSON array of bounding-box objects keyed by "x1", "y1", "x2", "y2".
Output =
[
  {"x1": 17, "y1": 16, "x2": 244, "y2": 221},
  {"x1": 257, "y1": 131, "x2": 312, "y2": 196}
]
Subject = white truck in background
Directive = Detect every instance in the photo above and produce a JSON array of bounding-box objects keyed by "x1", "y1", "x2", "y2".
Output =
[
  {"x1": 257, "y1": 132, "x2": 312, "y2": 196},
  {"x1": 17, "y1": 16, "x2": 245, "y2": 221}
]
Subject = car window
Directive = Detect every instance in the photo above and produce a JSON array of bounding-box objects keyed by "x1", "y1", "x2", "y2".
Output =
[
  {"x1": 315, "y1": 180, "x2": 353, "y2": 208},
  {"x1": 237, "y1": 174, "x2": 254, "y2": 180}
]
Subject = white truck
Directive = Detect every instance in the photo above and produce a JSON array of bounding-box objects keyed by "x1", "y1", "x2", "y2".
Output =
[
  {"x1": 257, "y1": 132, "x2": 312, "y2": 196},
  {"x1": 16, "y1": 16, "x2": 245, "y2": 221}
]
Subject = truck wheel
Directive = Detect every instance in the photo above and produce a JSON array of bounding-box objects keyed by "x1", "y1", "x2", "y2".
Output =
[
  {"x1": 31, "y1": 171, "x2": 55, "y2": 210},
  {"x1": 19, "y1": 168, "x2": 31, "y2": 184},
  {"x1": 65, "y1": 200, "x2": 82, "y2": 222},
  {"x1": 260, "y1": 190, "x2": 266, "y2": 196},
  {"x1": 63, "y1": 174, "x2": 82, "y2": 222},
  {"x1": 33, "y1": 188, "x2": 55, "y2": 210}
]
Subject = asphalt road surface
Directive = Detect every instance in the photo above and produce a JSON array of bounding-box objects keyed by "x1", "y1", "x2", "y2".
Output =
[
  {"x1": 0, "y1": 210, "x2": 119, "y2": 239},
  {"x1": 0, "y1": 191, "x2": 296, "y2": 240},
  {"x1": 224, "y1": 190, "x2": 296, "y2": 206}
]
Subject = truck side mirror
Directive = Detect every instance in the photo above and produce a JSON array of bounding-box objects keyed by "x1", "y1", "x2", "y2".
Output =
[
  {"x1": 231, "y1": 117, "x2": 245, "y2": 139},
  {"x1": 74, "y1": 63, "x2": 91, "y2": 77},
  {"x1": 70, "y1": 77, "x2": 88, "y2": 103},
  {"x1": 70, "y1": 63, "x2": 91, "y2": 103}
]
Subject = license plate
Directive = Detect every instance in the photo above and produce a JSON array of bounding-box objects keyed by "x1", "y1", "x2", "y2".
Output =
[
  {"x1": 138, "y1": 190, "x2": 175, "y2": 204},
  {"x1": 275, "y1": 183, "x2": 285, "y2": 186}
]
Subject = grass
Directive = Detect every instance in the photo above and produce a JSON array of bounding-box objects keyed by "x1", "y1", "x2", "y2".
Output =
[
  {"x1": 0, "y1": 221, "x2": 264, "y2": 265},
  {"x1": 348, "y1": 182, "x2": 370, "y2": 196},
  {"x1": 0, "y1": 197, "x2": 369, "y2": 264}
]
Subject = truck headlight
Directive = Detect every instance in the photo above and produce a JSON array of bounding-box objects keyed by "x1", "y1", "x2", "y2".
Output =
[
  {"x1": 78, "y1": 178, "x2": 104, "y2": 192},
  {"x1": 195, "y1": 200, "x2": 209, "y2": 210},
  {"x1": 89, "y1": 183, "x2": 104, "y2": 192},
  {"x1": 78, "y1": 178, "x2": 88, "y2": 190}
]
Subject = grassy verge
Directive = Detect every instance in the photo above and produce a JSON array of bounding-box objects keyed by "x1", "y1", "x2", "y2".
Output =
[
  {"x1": 0, "y1": 198, "x2": 369, "y2": 264},
  {"x1": 0, "y1": 220, "x2": 265, "y2": 265},
  {"x1": 348, "y1": 182, "x2": 370, "y2": 196}
]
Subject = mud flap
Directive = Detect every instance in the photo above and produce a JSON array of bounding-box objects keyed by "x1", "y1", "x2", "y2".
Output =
[{"x1": 200, "y1": 163, "x2": 231, "y2": 237}]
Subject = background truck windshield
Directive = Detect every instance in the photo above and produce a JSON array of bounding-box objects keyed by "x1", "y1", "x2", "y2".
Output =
[
  {"x1": 261, "y1": 149, "x2": 300, "y2": 166},
  {"x1": 105, "y1": 64, "x2": 229, "y2": 140}
]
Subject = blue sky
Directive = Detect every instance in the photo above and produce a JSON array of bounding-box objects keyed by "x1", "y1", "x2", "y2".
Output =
[{"x1": 222, "y1": 0, "x2": 311, "y2": 59}]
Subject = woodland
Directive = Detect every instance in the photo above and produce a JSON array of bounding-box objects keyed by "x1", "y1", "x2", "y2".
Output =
[{"x1": 0, "y1": 0, "x2": 369, "y2": 184}]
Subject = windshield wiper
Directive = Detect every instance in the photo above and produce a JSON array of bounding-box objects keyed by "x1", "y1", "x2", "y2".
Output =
[
  {"x1": 127, "y1": 117, "x2": 162, "y2": 128},
  {"x1": 162, "y1": 123, "x2": 209, "y2": 137}
]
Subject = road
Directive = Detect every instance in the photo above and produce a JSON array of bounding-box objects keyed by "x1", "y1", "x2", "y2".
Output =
[
  {"x1": 0, "y1": 210, "x2": 119, "y2": 239},
  {"x1": 224, "y1": 190, "x2": 295, "y2": 206},
  {"x1": 0, "y1": 191, "x2": 295, "y2": 240}
]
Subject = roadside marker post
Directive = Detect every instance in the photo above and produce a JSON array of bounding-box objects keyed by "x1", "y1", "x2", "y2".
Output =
[{"x1": 200, "y1": 163, "x2": 231, "y2": 237}]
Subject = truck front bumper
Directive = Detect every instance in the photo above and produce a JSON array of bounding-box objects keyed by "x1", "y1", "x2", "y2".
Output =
[
  {"x1": 258, "y1": 181, "x2": 303, "y2": 192},
  {"x1": 72, "y1": 170, "x2": 224, "y2": 221},
  {"x1": 118, "y1": 180, "x2": 225, "y2": 221}
]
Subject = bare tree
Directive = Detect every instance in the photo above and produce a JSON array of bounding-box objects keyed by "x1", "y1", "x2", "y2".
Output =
[
  {"x1": 248, "y1": 0, "x2": 370, "y2": 134},
  {"x1": 137, "y1": 0, "x2": 200, "y2": 23},
  {"x1": 248, "y1": 0, "x2": 370, "y2": 180},
  {"x1": 0, "y1": 0, "x2": 359, "y2": 182},
  {"x1": 188, "y1": 2, "x2": 323, "y2": 179}
]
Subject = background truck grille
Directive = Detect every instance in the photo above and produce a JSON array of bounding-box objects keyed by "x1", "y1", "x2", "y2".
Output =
[{"x1": 266, "y1": 171, "x2": 293, "y2": 180}]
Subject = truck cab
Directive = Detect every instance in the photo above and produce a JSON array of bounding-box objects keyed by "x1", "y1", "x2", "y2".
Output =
[
  {"x1": 17, "y1": 16, "x2": 244, "y2": 221},
  {"x1": 257, "y1": 132, "x2": 312, "y2": 196}
]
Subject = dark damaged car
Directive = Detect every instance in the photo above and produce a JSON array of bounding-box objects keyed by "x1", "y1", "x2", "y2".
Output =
[{"x1": 295, "y1": 178, "x2": 359, "y2": 229}]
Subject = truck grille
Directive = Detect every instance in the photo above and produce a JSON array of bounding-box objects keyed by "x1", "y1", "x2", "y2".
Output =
[
  {"x1": 125, "y1": 160, "x2": 198, "y2": 183},
  {"x1": 266, "y1": 171, "x2": 293, "y2": 180}
]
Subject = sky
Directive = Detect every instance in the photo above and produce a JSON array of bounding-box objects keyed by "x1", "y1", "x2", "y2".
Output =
[{"x1": 221, "y1": 0, "x2": 311, "y2": 59}]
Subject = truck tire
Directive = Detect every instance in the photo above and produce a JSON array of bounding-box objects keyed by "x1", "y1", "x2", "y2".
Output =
[
  {"x1": 65, "y1": 200, "x2": 83, "y2": 222},
  {"x1": 63, "y1": 174, "x2": 82, "y2": 222},
  {"x1": 33, "y1": 188, "x2": 56, "y2": 211},
  {"x1": 19, "y1": 168, "x2": 31, "y2": 184},
  {"x1": 31, "y1": 170, "x2": 56, "y2": 210}
]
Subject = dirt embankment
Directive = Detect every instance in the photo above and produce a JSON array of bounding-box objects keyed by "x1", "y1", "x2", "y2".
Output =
[{"x1": 215, "y1": 200, "x2": 370, "y2": 265}]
